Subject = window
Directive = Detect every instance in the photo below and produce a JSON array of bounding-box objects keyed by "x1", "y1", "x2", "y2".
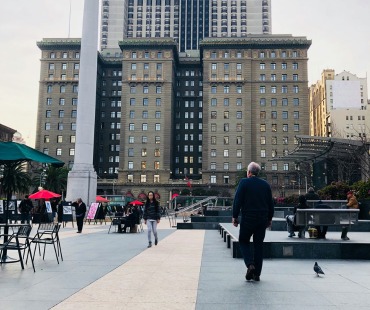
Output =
[
  {"x1": 224, "y1": 123, "x2": 229, "y2": 132},
  {"x1": 156, "y1": 86, "x2": 162, "y2": 93},
  {"x1": 283, "y1": 124, "x2": 288, "y2": 132},
  {"x1": 283, "y1": 137, "x2": 288, "y2": 144},
  {"x1": 224, "y1": 111, "x2": 229, "y2": 119},
  {"x1": 261, "y1": 149, "x2": 266, "y2": 158},
  {"x1": 60, "y1": 85, "x2": 66, "y2": 93},
  {"x1": 211, "y1": 63, "x2": 217, "y2": 70},
  {"x1": 260, "y1": 136, "x2": 266, "y2": 144},
  {"x1": 211, "y1": 124, "x2": 217, "y2": 132},
  {"x1": 271, "y1": 136, "x2": 277, "y2": 145},
  {"x1": 56, "y1": 148, "x2": 62, "y2": 156},
  {"x1": 142, "y1": 123, "x2": 148, "y2": 131},
  {"x1": 294, "y1": 124, "x2": 300, "y2": 132},
  {"x1": 224, "y1": 150, "x2": 229, "y2": 157},
  {"x1": 260, "y1": 124, "x2": 266, "y2": 132},
  {"x1": 292, "y1": 63, "x2": 298, "y2": 70},
  {"x1": 70, "y1": 135, "x2": 76, "y2": 143},
  {"x1": 260, "y1": 63, "x2": 265, "y2": 70},
  {"x1": 271, "y1": 86, "x2": 277, "y2": 93},
  {"x1": 45, "y1": 110, "x2": 51, "y2": 118},
  {"x1": 210, "y1": 162, "x2": 216, "y2": 170},
  {"x1": 143, "y1": 85, "x2": 149, "y2": 93},
  {"x1": 155, "y1": 123, "x2": 161, "y2": 131},
  {"x1": 293, "y1": 74, "x2": 298, "y2": 81},
  {"x1": 74, "y1": 63, "x2": 80, "y2": 70},
  {"x1": 260, "y1": 86, "x2": 266, "y2": 93},
  {"x1": 224, "y1": 86, "x2": 229, "y2": 93},
  {"x1": 293, "y1": 85, "x2": 299, "y2": 93},
  {"x1": 283, "y1": 163, "x2": 289, "y2": 171},
  {"x1": 210, "y1": 175, "x2": 216, "y2": 184},
  {"x1": 58, "y1": 123, "x2": 64, "y2": 130},
  {"x1": 49, "y1": 63, "x2": 55, "y2": 70},
  {"x1": 272, "y1": 163, "x2": 278, "y2": 171},
  {"x1": 282, "y1": 111, "x2": 288, "y2": 119},
  {"x1": 272, "y1": 124, "x2": 277, "y2": 132},
  {"x1": 293, "y1": 111, "x2": 299, "y2": 119},
  {"x1": 271, "y1": 111, "x2": 277, "y2": 119},
  {"x1": 236, "y1": 111, "x2": 242, "y2": 119},
  {"x1": 128, "y1": 161, "x2": 134, "y2": 169},
  {"x1": 282, "y1": 86, "x2": 288, "y2": 93},
  {"x1": 270, "y1": 63, "x2": 276, "y2": 69},
  {"x1": 211, "y1": 149, "x2": 216, "y2": 157},
  {"x1": 236, "y1": 98, "x2": 242, "y2": 106},
  {"x1": 57, "y1": 135, "x2": 63, "y2": 143},
  {"x1": 44, "y1": 135, "x2": 50, "y2": 143},
  {"x1": 293, "y1": 98, "x2": 299, "y2": 106}
]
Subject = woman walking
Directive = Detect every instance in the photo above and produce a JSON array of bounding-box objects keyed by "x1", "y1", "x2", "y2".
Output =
[{"x1": 143, "y1": 191, "x2": 161, "y2": 248}]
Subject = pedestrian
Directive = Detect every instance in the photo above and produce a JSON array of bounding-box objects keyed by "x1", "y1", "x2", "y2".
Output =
[
  {"x1": 75, "y1": 198, "x2": 86, "y2": 233},
  {"x1": 143, "y1": 191, "x2": 161, "y2": 248},
  {"x1": 232, "y1": 162, "x2": 274, "y2": 282},
  {"x1": 286, "y1": 195, "x2": 309, "y2": 238},
  {"x1": 19, "y1": 195, "x2": 33, "y2": 224}
]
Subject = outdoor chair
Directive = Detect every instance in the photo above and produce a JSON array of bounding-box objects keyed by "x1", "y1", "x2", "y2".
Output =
[
  {"x1": 30, "y1": 223, "x2": 63, "y2": 264},
  {"x1": 0, "y1": 225, "x2": 35, "y2": 272}
]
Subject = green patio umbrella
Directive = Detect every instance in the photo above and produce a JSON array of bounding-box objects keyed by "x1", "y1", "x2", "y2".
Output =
[
  {"x1": 0, "y1": 142, "x2": 64, "y2": 261},
  {"x1": 0, "y1": 141, "x2": 64, "y2": 167}
]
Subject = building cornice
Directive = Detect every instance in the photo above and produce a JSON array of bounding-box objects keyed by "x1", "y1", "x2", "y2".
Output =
[
  {"x1": 37, "y1": 38, "x2": 81, "y2": 50},
  {"x1": 200, "y1": 35, "x2": 312, "y2": 49}
]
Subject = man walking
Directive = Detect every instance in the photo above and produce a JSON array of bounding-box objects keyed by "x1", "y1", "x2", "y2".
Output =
[
  {"x1": 232, "y1": 162, "x2": 274, "y2": 281},
  {"x1": 19, "y1": 195, "x2": 33, "y2": 224}
]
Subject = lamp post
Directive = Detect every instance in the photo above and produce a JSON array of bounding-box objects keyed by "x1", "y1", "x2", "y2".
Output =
[
  {"x1": 112, "y1": 179, "x2": 116, "y2": 195},
  {"x1": 39, "y1": 169, "x2": 46, "y2": 189}
]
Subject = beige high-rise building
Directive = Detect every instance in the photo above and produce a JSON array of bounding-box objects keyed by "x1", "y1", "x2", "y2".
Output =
[{"x1": 309, "y1": 69, "x2": 369, "y2": 140}]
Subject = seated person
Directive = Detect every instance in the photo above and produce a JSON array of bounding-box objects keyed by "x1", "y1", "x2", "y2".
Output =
[
  {"x1": 286, "y1": 195, "x2": 309, "y2": 238},
  {"x1": 314, "y1": 202, "x2": 333, "y2": 239}
]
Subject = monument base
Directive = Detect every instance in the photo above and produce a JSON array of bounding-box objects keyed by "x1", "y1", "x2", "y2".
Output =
[{"x1": 66, "y1": 166, "x2": 97, "y2": 206}]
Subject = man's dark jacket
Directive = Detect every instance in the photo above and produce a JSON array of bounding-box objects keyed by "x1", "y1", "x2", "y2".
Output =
[{"x1": 233, "y1": 177, "x2": 274, "y2": 221}]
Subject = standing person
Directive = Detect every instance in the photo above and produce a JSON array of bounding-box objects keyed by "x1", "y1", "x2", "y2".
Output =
[
  {"x1": 232, "y1": 162, "x2": 274, "y2": 282},
  {"x1": 341, "y1": 191, "x2": 359, "y2": 240},
  {"x1": 75, "y1": 198, "x2": 86, "y2": 233},
  {"x1": 19, "y1": 195, "x2": 33, "y2": 224},
  {"x1": 143, "y1": 191, "x2": 161, "y2": 248},
  {"x1": 305, "y1": 187, "x2": 320, "y2": 201}
]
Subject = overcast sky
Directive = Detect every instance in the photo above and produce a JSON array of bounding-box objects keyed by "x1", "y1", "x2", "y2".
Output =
[{"x1": 0, "y1": 0, "x2": 369, "y2": 147}]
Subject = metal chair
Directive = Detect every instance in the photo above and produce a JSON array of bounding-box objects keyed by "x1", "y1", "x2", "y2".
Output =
[
  {"x1": 0, "y1": 225, "x2": 35, "y2": 272},
  {"x1": 30, "y1": 223, "x2": 63, "y2": 264}
]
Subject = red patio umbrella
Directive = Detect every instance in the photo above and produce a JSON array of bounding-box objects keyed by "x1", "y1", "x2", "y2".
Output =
[
  {"x1": 96, "y1": 195, "x2": 109, "y2": 202},
  {"x1": 172, "y1": 193, "x2": 179, "y2": 199},
  {"x1": 128, "y1": 200, "x2": 144, "y2": 206},
  {"x1": 29, "y1": 189, "x2": 61, "y2": 200}
]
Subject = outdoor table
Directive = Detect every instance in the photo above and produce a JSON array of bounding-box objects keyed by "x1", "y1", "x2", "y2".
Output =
[
  {"x1": 0, "y1": 223, "x2": 29, "y2": 262},
  {"x1": 110, "y1": 216, "x2": 129, "y2": 233}
]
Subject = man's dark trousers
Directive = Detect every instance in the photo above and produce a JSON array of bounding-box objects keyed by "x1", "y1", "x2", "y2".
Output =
[
  {"x1": 76, "y1": 216, "x2": 84, "y2": 232},
  {"x1": 239, "y1": 212, "x2": 268, "y2": 277}
]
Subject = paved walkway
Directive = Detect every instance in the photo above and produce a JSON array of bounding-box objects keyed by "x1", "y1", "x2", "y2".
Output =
[{"x1": 1, "y1": 223, "x2": 370, "y2": 309}]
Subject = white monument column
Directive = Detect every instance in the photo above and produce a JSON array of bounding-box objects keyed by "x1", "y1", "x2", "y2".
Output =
[{"x1": 66, "y1": 0, "x2": 99, "y2": 205}]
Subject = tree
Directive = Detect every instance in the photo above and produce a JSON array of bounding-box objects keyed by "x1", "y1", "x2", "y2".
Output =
[
  {"x1": 1, "y1": 162, "x2": 31, "y2": 200},
  {"x1": 44, "y1": 166, "x2": 69, "y2": 195}
]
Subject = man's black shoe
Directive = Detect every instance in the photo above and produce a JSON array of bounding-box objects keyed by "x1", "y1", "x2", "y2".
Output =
[
  {"x1": 253, "y1": 275, "x2": 260, "y2": 281},
  {"x1": 245, "y1": 264, "x2": 255, "y2": 281},
  {"x1": 155, "y1": 238, "x2": 158, "y2": 246}
]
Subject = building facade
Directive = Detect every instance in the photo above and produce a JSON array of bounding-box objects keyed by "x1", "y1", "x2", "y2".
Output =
[
  {"x1": 309, "y1": 69, "x2": 369, "y2": 139},
  {"x1": 101, "y1": 0, "x2": 271, "y2": 52},
  {"x1": 35, "y1": 35, "x2": 311, "y2": 199}
]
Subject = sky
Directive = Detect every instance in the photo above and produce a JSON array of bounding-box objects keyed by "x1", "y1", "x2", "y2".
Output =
[{"x1": 0, "y1": 0, "x2": 369, "y2": 148}]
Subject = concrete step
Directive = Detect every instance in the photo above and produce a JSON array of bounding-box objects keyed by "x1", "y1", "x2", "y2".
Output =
[
  {"x1": 190, "y1": 216, "x2": 231, "y2": 223},
  {"x1": 177, "y1": 222, "x2": 220, "y2": 230}
]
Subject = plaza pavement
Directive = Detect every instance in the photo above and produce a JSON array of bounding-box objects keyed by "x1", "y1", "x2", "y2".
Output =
[{"x1": 1, "y1": 221, "x2": 370, "y2": 309}]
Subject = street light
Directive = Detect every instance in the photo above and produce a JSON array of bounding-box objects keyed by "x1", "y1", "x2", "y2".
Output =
[
  {"x1": 112, "y1": 179, "x2": 116, "y2": 195},
  {"x1": 39, "y1": 169, "x2": 46, "y2": 188}
]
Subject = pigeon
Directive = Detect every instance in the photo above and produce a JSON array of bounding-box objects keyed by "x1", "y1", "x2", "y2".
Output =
[{"x1": 314, "y1": 262, "x2": 325, "y2": 276}]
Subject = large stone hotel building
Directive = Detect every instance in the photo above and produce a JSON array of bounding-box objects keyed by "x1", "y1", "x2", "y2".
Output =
[{"x1": 35, "y1": 34, "x2": 311, "y2": 199}]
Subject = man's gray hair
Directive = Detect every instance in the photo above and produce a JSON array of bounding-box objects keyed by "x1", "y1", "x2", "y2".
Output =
[{"x1": 247, "y1": 162, "x2": 261, "y2": 176}]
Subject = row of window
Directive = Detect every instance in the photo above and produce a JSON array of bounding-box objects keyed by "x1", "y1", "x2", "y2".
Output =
[
  {"x1": 128, "y1": 136, "x2": 161, "y2": 144},
  {"x1": 49, "y1": 63, "x2": 79, "y2": 70},
  {"x1": 260, "y1": 98, "x2": 300, "y2": 106},
  {"x1": 46, "y1": 98, "x2": 78, "y2": 106},
  {"x1": 130, "y1": 51, "x2": 163, "y2": 59},
  {"x1": 210, "y1": 136, "x2": 243, "y2": 145},
  {"x1": 210, "y1": 85, "x2": 242, "y2": 93},
  {"x1": 129, "y1": 111, "x2": 162, "y2": 119},
  {"x1": 175, "y1": 145, "x2": 202, "y2": 152},
  {"x1": 129, "y1": 98, "x2": 162, "y2": 106},
  {"x1": 208, "y1": 162, "x2": 290, "y2": 171},
  {"x1": 44, "y1": 123, "x2": 76, "y2": 131},
  {"x1": 259, "y1": 74, "x2": 299, "y2": 81},
  {"x1": 44, "y1": 135, "x2": 75, "y2": 143},
  {"x1": 258, "y1": 51, "x2": 299, "y2": 59},
  {"x1": 47, "y1": 85, "x2": 78, "y2": 93},
  {"x1": 101, "y1": 112, "x2": 121, "y2": 118},
  {"x1": 45, "y1": 110, "x2": 77, "y2": 118},
  {"x1": 49, "y1": 52, "x2": 80, "y2": 59},
  {"x1": 128, "y1": 123, "x2": 162, "y2": 131},
  {"x1": 130, "y1": 85, "x2": 162, "y2": 93},
  {"x1": 260, "y1": 136, "x2": 290, "y2": 145},
  {"x1": 128, "y1": 148, "x2": 161, "y2": 157},
  {"x1": 127, "y1": 174, "x2": 161, "y2": 183},
  {"x1": 174, "y1": 156, "x2": 202, "y2": 163},
  {"x1": 259, "y1": 63, "x2": 298, "y2": 70},
  {"x1": 260, "y1": 124, "x2": 300, "y2": 132},
  {"x1": 101, "y1": 100, "x2": 122, "y2": 107},
  {"x1": 260, "y1": 85, "x2": 300, "y2": 93},
  {"x1": 47, "y1": 74, "x2": 79, "y2": 81},
  {"x1": 260, "y1": 111, "x2": 300, "y2": 119},
  {"x1": 102, "y1": 80, "x2": 122, "y2": 87},
  {"x1": 175, "y1": 134, "x2": 203, "y2": 141},
  {"x1": 210, "y1": 111, "x2": 243, "y2": 119},
  {"x1": 175, "y1": 112, "x2": 202, "y2": 118},
  {"x1": 131, "y1": 63, "x2": 163, "y2": 70},
  {"x1": 346, "y1": 115, "x2": 366, "y2": 120},
  {"x1": 127, "y1": 161, "x2": 161, "y2": 169},
  {"x1": 175, "y1": 123, "x2": 202, "y2": 130},
  {"x1": 43, "y1": 148, "x2": 75, "y2": 156}
]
